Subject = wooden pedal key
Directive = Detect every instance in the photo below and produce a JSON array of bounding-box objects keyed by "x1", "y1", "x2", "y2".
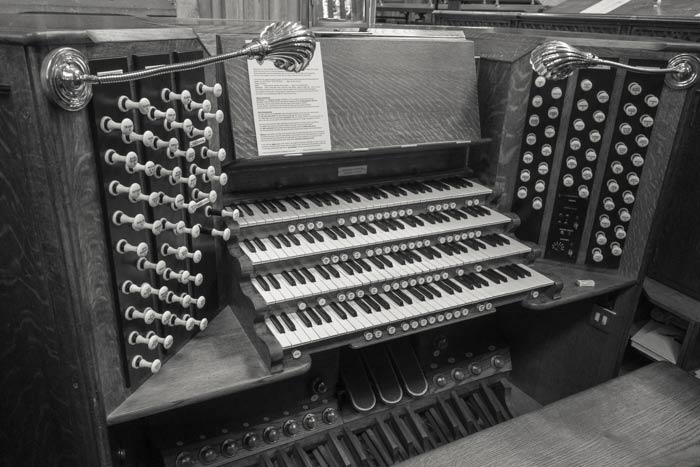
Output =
[
  {"x1": 340, "y1": 349, "x2": 377, "y2": 412},
  {"x1": 361, "y1": 345, "x2": 403, "y2": 405}
]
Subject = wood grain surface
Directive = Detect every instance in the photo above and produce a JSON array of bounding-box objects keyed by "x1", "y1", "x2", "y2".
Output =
[
  {"x1": 222, "y1": 35, "x2": 481, "y2": 158},
  {"x1": 395, "y1": 362, "x2": 700, "y2": 467},
  {"x1": 524, "y1": 260, "x2": 636, "y2": 310},
  {"x1": 107, "y1": 308, "x2": 311, "y2": 425}
]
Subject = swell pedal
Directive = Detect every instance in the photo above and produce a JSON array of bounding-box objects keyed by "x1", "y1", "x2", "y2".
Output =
[
  {"x1": 387, "y1": 340, "x2": 428, "y2": 397},
  {"x1": 340, "y1": 349, "x2": 376, "y2": 412},
  {"x1": 362, "y1": 345, "x2": 403, "y2": 405}
]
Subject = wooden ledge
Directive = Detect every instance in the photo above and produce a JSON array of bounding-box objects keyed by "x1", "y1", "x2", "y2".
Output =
[
  {"x1": 644, "y1": 278, "x2": 700, "y2": 324},
  {"x1": 107, "y1": 308, "x2": 311, "y2": 425},
  {"x1": 523, "y1": 260, "x2": 636, "y2": 310}
]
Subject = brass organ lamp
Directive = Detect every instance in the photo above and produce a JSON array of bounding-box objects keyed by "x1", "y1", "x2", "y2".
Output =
[
  {"x1": 40, "y1": 21, "x2": 316, "y2": 111},
  {"x1": 530, "y1": 40, "x2": 700, "y2": 90}
]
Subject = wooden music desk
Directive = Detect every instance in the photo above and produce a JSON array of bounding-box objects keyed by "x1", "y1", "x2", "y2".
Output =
[{"x1": 397, "y1": 362, "x2": 700, "y2": 467}]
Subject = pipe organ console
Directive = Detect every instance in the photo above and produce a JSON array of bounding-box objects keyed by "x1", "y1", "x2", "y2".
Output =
[{"x1": 3, "y1": 13, "x2": 700, "y2": 467}]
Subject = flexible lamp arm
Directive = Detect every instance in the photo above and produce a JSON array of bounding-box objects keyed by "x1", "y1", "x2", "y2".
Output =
[
  {"x1": 530, "y1": 40, "x2": 700, "y2": 90},
  {"x1": 40, "y1": 21, "x2": 316, "y2": 111}
]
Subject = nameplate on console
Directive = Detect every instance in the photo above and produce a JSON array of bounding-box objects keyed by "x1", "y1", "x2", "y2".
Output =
[{"x1": 338, "y1": 165, "x2": 368, "y2": 177}]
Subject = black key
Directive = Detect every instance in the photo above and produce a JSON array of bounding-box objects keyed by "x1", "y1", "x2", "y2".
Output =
[
  {"x1": 333, "y1": 226, "x2": 347, "y2": 239},
  {"x1": 326, "y1": 193, "x2": 341, "y2": 205},
  {"x1": 253, "y1": 237, "x2": 267, "y2": 251},
  {"x1": 301, "y1": 231, "x2": 315, "y2": 244},
  {"x1": 391, "y1": 219, "x2": 406, "y2": 230},
  {"x1": 435, "y1": 281, "x2": 454, "y2": 295},
  {"x1": 391, "y1": 253, "x2": 406, "y2": 266},
  {"x1": 307, "y1": 307, "x2": 322, "y2": 325},
  {"x1": 243, "y1": 239, "x2": 256, "y2": 253},
  {"x1": 407, "y1": 288, "x2": 426, "y2": 301},
  {"x1": 356, "y1": 259, "x2": 372, "y2": 272},
  {"x1": 254, "y1": 201, "x2": 269, "y2": 214},
  {"x1": 400, "y1": 251, "x2": 415, "y2": 264},
  {"x1": 374, "y1": 187, "x2": 390, "y2": 199},
  {"x1": 353, "y1": 223, "x2": 368, "y2": 235},
  {"x1": 288, "y1": 234, "x2": 301, "y2": 246},
  {"x1": 269, "y1": 314, "x2": 285, "y2": 333},
  {"x1": 282, "y1": 270, "x2": 296, "y2": 286},
  {"x1": 445, "y1": 279, "x2": 462, "y2": 293},
  {"x1": 436, "y1": 244, "x2": 454, "y2": 256},
  {"x1": 363, "y1": 296, "x2": 381, "y2": 312},
  {"x1": 301, "y1": 267, "x2": 316, "y2": 283},
  {"x1": 456, "y1": 275, "x2": 475, "y2": 290},
  {"x1": 376, "y1": 221, "x2": 390, "y2": 232},
  {"x1": 347, "y1": 260, "x2": 363, "y2": 274},
  {"x1": 417, "y1": 248, "x2": 433, "y2": 260},
  {"x1": 419, "y1": 214, "x2": 436, "y2": 225},
  {"x1": 377, "y1": 255, "x2": 393, "y2": 268},
  {"x1": 507, "y1": 264, "x2": 527, "y2": 278},
  {"x1": 335, "y1": 191, "x2": 353, "y2": 203},
  {"x1": 238, "y1": 203, "x2": 254, "y2": 216},
  {"x1": 380, "y1": 220, "x2": 396, "y2": 231},
  {"x1": 418, "y1": 285, "x2": 434, "y2": 299},
  {"x1": 307, "y1": 194, "x2": 324, "y2": 207},
  {"x1": 326, "y1": 264, "x2": 341, "y2": 278},
  {"x1": 402, "y1": 216, "x2": 417, "y2": 228},
  {"x1": 267, "y1": 235, "x2": 282, "y2": 249},
  {"x1": 339, "y1": 262, "x2": 355, "y2": 275},
  {"x1": 402, "y1": 183, "x2": 419, "y2": 194},
  {"x1": 330, "y1": 303, "x2": 347, "y2": 319},
  {"x1": 425, "y1": 284, "x2": 442, "y2": 298},
  {"x1": 293, "y1": 196, "x2": 309, "y2": 209},
  {"x1": 356, "y1": 299, "x2": 372, "y2": 314},
  {"x1": 255, "y1": 276, "x2": 270, "y2": 292},
  {"x1": 345, "y1": 190, "x2": 362, "y2": 202},
  {"x1": 387, "y1": 291, "x2": 403, "y2": 306},
  {"x1": 277, "y1": 234, "x2": 291, "y2": 247},
  {"x1": 363, "y1": 223, "x2": 377, "y2": 234},
  {"x1": 280, "y1": 312, "x2": 296, "y2": 331},
  {"x1": 325, "y1": 228, "x2": 338, "y2": 240},
  {"x1": 499, "y1": 266, "x2": 520, "y2": 280},
  {"x1": 481, "y1": 235, "x2": 499, "y2": 247},
  {"x1": 285, "y1": 197, "x2": 301, "y2": 210},
  {"x1": 374, "y1": 295, "x2": 391, "y2": 310},
  {"x1": 315, "y1": 306, "x2": 332, "y2": 323},
  {"x1": 315, "y1": 265, "x2": 330, "y2": 280},
  {"x1": 395, "y1": 289, "x2": 413, "y2": 305},
  {"x1": 291, "y1": 269, "x2": 307, "y2": 284},
  {"x1": 298, "y1": 310, "x2": 313, "y2": 328},
  {"x1": 310, "y1": 230, "x2": 324, "y2": 242},
  {"x1": 369, "y1": 256, "x2": 385, "y2": 269},
  {"x1": 340, "y1": 301, "x2": 358, "y2": 317},
  {"x1": 340, "y1": 225, "x2": 355, "y2": 238},
  {"x1": 482, "y1": 270, "x2": 503, "y2": 284},
  {"x1": 263, "y1": 200, "x2": 278, "y2": 213},
  {"x1": 513, "y1": 264, "x2": 532, "y2": 277},
  {"x1": 473, "y1": 274, "x2": 490, "y2": 287},
  {"x1": 267, "y1": 274, "x2": 281, "y2": 289},
  {"x1": 444, "y1": 210, "x2": 462, "y2": 221}
]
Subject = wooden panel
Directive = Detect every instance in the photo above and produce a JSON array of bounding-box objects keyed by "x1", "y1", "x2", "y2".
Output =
[
  {"x1": 647, "y1": 89, "x2": 700, "y2": 299},
  {"x1": 107, "y1": 308, "x2": 311, "y2": 424},
  {"x1": 222, "y1": 35, "x2": 481, "y2": 159},
  {"x1": 395, "y1": 362, "x2": 700, "y2": 467},
  {"x1": 1, "y1": 0, "x2": 174, "y2": 16},
  {"x1": 1, "y1": 44, "x2": 112, "y2": 466}
]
